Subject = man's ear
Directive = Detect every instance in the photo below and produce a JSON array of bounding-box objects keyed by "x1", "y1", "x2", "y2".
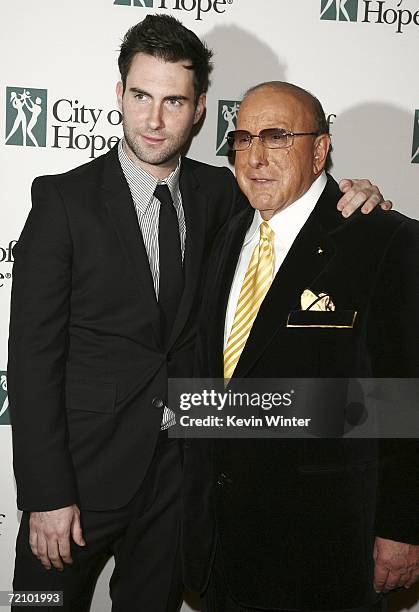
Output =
[
  {"x1": 313, "y1": 134, "x2": 331, "y2": 174},
  {"x1": 193, "y1": 93, "x2": 206, "y2": 125},
  {"x1": 116, "y1": 81, "x2": 123, "y2": 112}
]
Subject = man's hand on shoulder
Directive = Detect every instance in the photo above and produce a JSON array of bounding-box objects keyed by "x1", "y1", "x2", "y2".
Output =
[
  {"x1": 29, "y1": 504, "x2": 86, "y2": 571},
  {"x1": 337, "y1": 178, "x2": 393, "y2": 217},
  {"x1": 373, "y1": 536, "x2": 419, "y2": 593}
]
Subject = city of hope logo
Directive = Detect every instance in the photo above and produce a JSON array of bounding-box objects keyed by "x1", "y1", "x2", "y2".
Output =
[
  {"x1": 5, "y1": 87, "x2": 48, "y2": 147},
  {"x1": 0, "y1": 374, "x2": 9, "y2": 425},
  {"x1": 5, "y1": 88, "x2": 122, "y2": 159},
  {"x1": 411, "y1": 110, "x2": 419, "y2": 164},
  {"x1": 320, "y1": 0, "x2": 419, "y2": 33},
  {"x1": 114, "y1": 0, "x2": 233, "y2": 21},
  {"x1": 320, "y1": 0, "x2": 359, "y2": 21},
  {"x1": 216, "y1": 100, "x2": 241, "y2": 156}
]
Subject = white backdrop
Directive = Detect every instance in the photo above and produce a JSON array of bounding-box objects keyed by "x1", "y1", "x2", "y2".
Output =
[{"x1": 0, "y1": 1, "x2": 418, "y2": 610}]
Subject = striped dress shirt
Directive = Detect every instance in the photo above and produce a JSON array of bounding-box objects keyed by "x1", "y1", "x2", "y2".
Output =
[{"x1": 118, "y1": 140, "x2": 185, "y2": 429}]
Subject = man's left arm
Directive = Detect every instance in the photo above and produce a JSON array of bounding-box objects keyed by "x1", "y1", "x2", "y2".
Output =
[
  {"x1": 367, "y1": 218, "x2": 419, "y2": 592},
  {"x1": 337, "y1": 178, "x2": 392, "y2": 216}
]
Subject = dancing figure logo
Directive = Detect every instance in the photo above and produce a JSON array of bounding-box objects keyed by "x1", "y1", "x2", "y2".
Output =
[
  {"x1": 216, "y1": 100, "x2": 241, "y2": 157},
  {"x1": 320, "y1": 0, "x2": 359, "y2": 21},
  {"x1": 0, "y1": 374, "x2": 9, "y2": 425},
  {"x1": 5, "y1": 87, "x2": 47, "y2": 147}
]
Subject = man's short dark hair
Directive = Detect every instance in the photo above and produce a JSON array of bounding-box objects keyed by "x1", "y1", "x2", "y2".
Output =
[
  {"x1": 118, "y1": 14, "x2": 213, "y2": 105},
  {"x1": 244, "y1": 81, "x2": 330, "y2": 135}
]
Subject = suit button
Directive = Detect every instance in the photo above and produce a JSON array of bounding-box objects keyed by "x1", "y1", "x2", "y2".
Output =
[
  {"x1": 217, "y1": 472, "x2": 233, "y2": 486},
  {"x1": 152, "y1": 397, "x2": 164, "y2": 409}
]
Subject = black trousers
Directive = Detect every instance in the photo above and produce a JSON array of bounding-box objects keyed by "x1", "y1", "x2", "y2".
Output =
[
  {"x1": 13, "y1": 432, "x2": 183, "y2": 612},
  {"x1": 202, "y1": 545, "x2": 387, "y2": 612}
]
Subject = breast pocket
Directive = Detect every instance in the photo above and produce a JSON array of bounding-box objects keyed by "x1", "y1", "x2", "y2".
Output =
[
  {"x1": 283, "y1": 310, "x2": 359, "y2": 377},
  {"x1": 286, "y1": 309, "x2": 357, "y2": 329}
]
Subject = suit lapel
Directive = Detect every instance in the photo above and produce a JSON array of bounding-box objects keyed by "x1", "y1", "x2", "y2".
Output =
[
  {"x1": 233, "y1": 176, "x2": 344, "y2": 378},
  {"x1": 101, "y1": 146, "x2": 161, "y2": 343},
  {"x1": 166, "y1": 160, "x2": 208, "y2": 348}
]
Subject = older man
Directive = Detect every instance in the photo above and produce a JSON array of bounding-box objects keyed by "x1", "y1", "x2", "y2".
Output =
[{"x1": 182, "y1": 82, "x2": 419, "y2": 612}]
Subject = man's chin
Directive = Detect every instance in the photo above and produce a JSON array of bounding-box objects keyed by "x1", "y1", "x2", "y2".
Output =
[
  {"x1": 251, "y1": 198, "x2": 290, "y2": 220},
  {"x1": 130, "y1": 148, "x2": 176, "y2": 167},
  {"x1": 248, "y1": 195, "x2": 275, "y2": 212}
]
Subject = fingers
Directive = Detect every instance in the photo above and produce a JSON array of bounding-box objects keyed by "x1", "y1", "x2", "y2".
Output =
[
  {"x1": 47, "y1": 539, "x2": 64, "y2": 572},
  {"x1": 374, "y1": 538, "x2": 419, "y2": 594},
  {"x1": 71, "y1": 512, "x2": 86, "y2": 547},
  {"x1": 338, "y1": 190, "x2": 371, "y2": 217},
  {"x1": 29, "y1": 506, "x2": 82, "y2": 571},
  {"x1": 381, "y1": 569, "x2": 405, "y2": 592},
  {"x1": 374, "y1": 559, "x2": 409, "y2": 592},
  {"x1": 360, "y1": 193, "x2": 382, "y2": 215},
  {"x1": 338, "y1": 178, "x2": 353, "y2": 194},
  {"x1": 380, "y1": 200, "x2": 393, "y2": 211},
  {"x1": 374, "y1": 553, "x2": 417, "y2": 591},
  {"x1": 404, "y1": 569, "x2": 419, "y2": 589},
  {"x1": 29, "y1": 527, "x2": 38, "y2": 558},
  {"x1": 58, "y1": 533, "x2": 73, "y2": 566},
  {"x1": 32, "y1": 529, "x2": 69, "y2": 571},
  {"x1": 337, "y1": 178, "x2": 386, "y2": 217},
  {"x1": 36, "y1": 534, "x2": 51, "y2": 571},
  {"x1": 374, "y1": 563, "x2": 389, "y2": 593}
]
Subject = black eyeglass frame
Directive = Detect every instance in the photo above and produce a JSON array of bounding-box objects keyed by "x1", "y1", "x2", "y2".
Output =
[{"x1": 227, "y1": 128, "x2": 321, "y2": 151}]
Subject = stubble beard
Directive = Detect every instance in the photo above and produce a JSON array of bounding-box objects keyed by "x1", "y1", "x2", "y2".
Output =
[{"x1": 123, "y1": 120, "x2": 188, "y2": 168}]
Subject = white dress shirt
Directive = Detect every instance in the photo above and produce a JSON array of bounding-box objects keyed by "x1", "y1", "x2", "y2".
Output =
[
  {"x1": 224, "y1": 172, "x2": 328, "y2": 349},
  {"x1": 118, "y1": 140, "x2": 185, "y2": 298}
]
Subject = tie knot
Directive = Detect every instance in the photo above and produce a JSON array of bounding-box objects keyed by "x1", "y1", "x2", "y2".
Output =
[
  {"x1": 154, "y1": 183, "x2": 173, "y2": 207},
  {"x1": 260, "y1": 221, "x2": 274, "y2": 243}
]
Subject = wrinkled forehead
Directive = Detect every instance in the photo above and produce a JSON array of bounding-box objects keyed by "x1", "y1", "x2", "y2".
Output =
[{"x1": 237, "y1": 87, "x2": 313, "y2": 132}]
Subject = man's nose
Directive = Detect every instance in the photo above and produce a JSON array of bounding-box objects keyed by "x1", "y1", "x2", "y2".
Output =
[
  {"x1": 248, "y1": 137, "x2": 268, "y2": 168},
  {"x1": 147, "y1": 102, "x2": 165, "y2": 130}
]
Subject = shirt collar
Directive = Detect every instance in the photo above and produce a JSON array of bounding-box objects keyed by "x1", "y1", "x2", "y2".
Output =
[
  {"x1": 243, "y1": 172, "x2": 327, "y2": 246},
  {"x1": 118, "y1": 139, "x2": 181, "y2": 215}
]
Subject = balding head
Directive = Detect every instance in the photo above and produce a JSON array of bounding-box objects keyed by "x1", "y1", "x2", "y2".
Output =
[
  {"x1": 234, "y1": 81, "x2": 331, "y2": 220},
  {"x1": 243, "y1": 81, "x2": 329, "y2": 136}
]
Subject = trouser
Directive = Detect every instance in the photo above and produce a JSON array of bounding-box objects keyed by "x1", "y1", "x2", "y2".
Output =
[
  {"x1": 13, "y1": 432, "x2": 183, "y2": 612},
  {"x1": 202, "y1": 544, "x2": 387, "y2": 612}
]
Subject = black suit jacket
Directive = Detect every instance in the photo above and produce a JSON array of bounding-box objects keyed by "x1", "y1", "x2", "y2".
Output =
[
  {"x1": 184, "y1": 176, "x2": 419, "y2": 610},
  {"x1": 8, "y1": 145, "x2": 242, "y2": 512}
]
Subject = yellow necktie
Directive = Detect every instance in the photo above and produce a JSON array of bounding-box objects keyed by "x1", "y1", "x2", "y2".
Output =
[{"x1": 224, "y1": 221, "x2": 275, "y2": 380}]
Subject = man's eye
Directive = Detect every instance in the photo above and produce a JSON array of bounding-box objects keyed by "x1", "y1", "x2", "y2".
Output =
[
  {"x1": 135, "y1": 93, "x2": 148, "y2": 102},
  {"x1": 167, "y1": 99, "x2": 182, "y2": 107}
]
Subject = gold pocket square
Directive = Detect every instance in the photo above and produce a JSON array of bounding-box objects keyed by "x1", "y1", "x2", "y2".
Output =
[
  {"x1": 287, "y1": 289, "x2": 357, "y2": 328},
  {"x1": 301, "y1": 288, "x2": 335, "y2": 312}
]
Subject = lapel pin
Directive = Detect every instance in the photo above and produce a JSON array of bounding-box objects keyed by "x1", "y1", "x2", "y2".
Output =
[{"x1": 317, "y1": 246, "x2": 324, "y2": 255}]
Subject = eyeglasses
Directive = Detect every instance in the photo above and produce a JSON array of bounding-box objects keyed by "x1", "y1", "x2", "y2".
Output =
[{"x1": 227, "y1": 128, "x2": 320, "y2": 151}]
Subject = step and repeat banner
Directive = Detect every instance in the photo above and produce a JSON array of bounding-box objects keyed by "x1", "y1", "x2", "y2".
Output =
[{"x1": 1, "y1": 1, "x2": 418, "y2": 611}]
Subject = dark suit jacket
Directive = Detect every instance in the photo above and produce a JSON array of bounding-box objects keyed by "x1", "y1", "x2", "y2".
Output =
[
  {"x1": 184, "y1": 176, "x2": 419, "y2": 610},
  {"x1": 8, "y1": 145, "x2": 241, "y2": 512}
]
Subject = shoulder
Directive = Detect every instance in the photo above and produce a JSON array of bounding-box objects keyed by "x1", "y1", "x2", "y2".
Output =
[
  {"x1": 346, "y1": 206, "x2": 419, "y2": 243},
  {"x1": 32, "y1": 146, "x2": 115, "y2": 193},
  {"x1": 325, "y1": 170, "x2": 418, "y2": 247},
  {"x1": 182, "y1": 156, "x2": 235, "y2": 189}
]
